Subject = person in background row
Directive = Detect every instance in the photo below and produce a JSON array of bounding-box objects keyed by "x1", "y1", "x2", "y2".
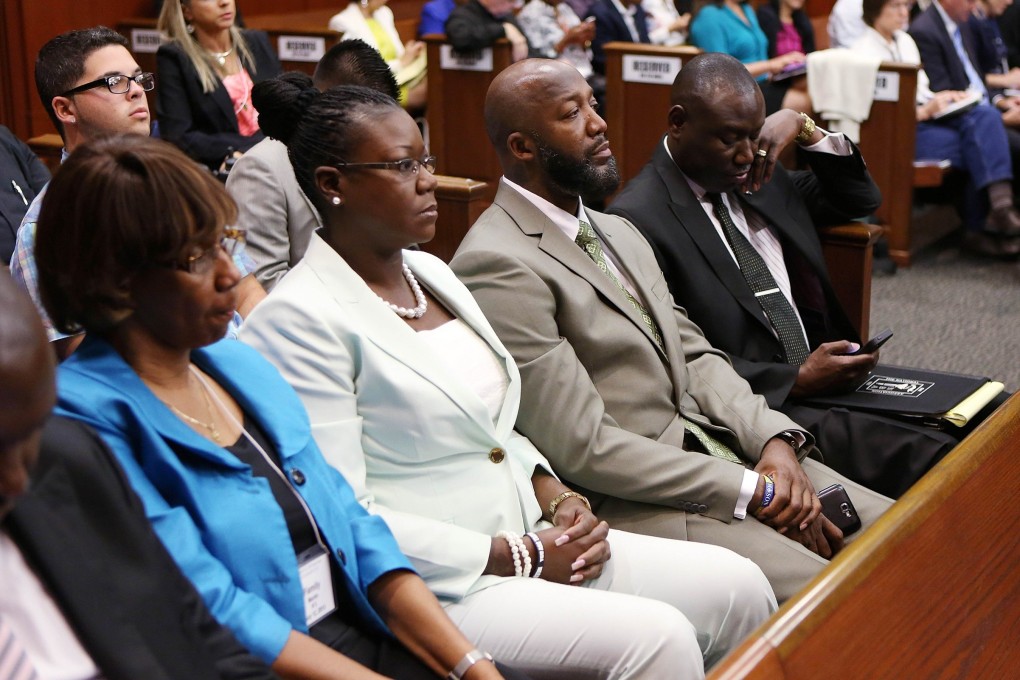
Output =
[
  {"x1": 517, "y1": 0, "x2": 601, "y2": 101},
  {"x1": 157, "y1": 0, "x2": 282, "y2": 171},
  {"x1": 587, "y1": 0, "x2": 651, "y2": 76},
  {"x1": 828, "y1": 0, "x2": 867, "y2": 47},
  {"x1": 642, "y1": 0, "x2": 692, "y2": 45},
  {"x1": 41, "y1": 134, "x2": 523, "y2": 680},
  {"x1": 0, "y1": 127, "x2": 48, "y2": 265},
  {"x1": 228, "y1": 39, "x2": 400, "y2": 292},
  {"x1": 418, "y1": 0, "x2": 462, "y2": 36},
  {"x1": 0, "y1": 268, "x2": 278, "y2": 680},
  {"x1": 689, "y1": 0, "x2": 810, "y2": 114},
  {"x1": 329, "y1": 0, "x2": 428, "y2": 112},
  {"x1": 446, "y1": 0, "x2": 538, "y2": 63},
  {"x1": 11, "y1": 26, "x2": 266, "y2": 362},
  {"x1": 756, "y1": 0, "x2": 816, "y2": 60}
]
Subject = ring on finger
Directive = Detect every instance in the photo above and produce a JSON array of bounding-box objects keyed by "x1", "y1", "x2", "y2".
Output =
[{"x1": 756, "y1": 149, "x2": 768, "y2": 158}]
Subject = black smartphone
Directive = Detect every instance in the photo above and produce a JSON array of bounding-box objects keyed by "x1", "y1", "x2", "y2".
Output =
[
  {"x1": 817, "y1": 484, "x2": 861, "y2": 536},
  {"x1": 849, "y1": 328, "x2": 893, "y2": 356}
]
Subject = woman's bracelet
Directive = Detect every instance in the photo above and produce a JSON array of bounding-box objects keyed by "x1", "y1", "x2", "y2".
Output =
[
  {"x1": 547, "y1": 490, "x2": 591, "y2": 518},
  {"x1": 447, "y1": 648, "x2": 494, "y2": 680},
  {"x1": 496, "y1": 530, "x2": 524, "y2": 577},
  {"x1": 524, "y1": 531, "x2": 545, "y2": 578}
]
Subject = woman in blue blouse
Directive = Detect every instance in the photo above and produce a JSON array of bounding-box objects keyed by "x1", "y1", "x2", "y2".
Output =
[
  {"x1": 34, "y1": 134, "x2": 517, "y2": 680},
  {"x1": 689, "y1": 0, "x2": 810, "y2": 114}
]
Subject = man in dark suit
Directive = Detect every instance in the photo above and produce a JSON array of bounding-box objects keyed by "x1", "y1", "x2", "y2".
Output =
[
  {"x1": 0, "y1": 270, "x2": 276, "y2": 679},
  {"x1": 445, "y1": 0, "x2": 536, "y2": 62},
  {"x1": 610, "y1": 53, "x2": 960, "y2": 498},
  {"x1": 588, "y1": 0, "x2": 651, "y2": 74}
]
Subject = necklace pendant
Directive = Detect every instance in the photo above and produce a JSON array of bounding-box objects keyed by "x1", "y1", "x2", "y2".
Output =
[{"x1": 217, "y1": 55, "x2": 226, "y2": 66}]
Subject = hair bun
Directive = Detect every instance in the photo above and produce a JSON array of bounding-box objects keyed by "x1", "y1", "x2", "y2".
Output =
[{"x1": 253, "y1": 72, "x2": 315, "y2": 145}]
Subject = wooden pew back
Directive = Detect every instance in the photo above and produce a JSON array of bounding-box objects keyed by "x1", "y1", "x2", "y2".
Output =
[
  {"x1": 854, "y1": 63, "x2": 919, "y2": 267},
  {"x1": 708, "y1": 391, "x2": 1020, "y2": 680},
  {"x1": 424, "y1": 35, "x2": 511, "y2": 187},
  {"x1": 602, "y1": 42, "x2": 700, "y2": 184}
]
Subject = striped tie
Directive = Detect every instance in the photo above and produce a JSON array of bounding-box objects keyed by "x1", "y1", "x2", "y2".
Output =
[
  {"x1": 708, "y1": 193, "x2": 810, "y2": 365},
  {"x1": 0, "y1": 616, "x2": 39, "y2": 680}
]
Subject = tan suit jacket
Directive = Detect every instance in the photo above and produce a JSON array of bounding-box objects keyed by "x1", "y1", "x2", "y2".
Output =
[{"x1": 451, "y1": 181, "x2": 808, "y2": 532}]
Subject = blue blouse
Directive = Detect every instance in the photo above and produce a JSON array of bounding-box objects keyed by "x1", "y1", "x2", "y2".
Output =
[
  {"x1": 690, "y1": 3, "x2": 769, "y2": 81},
  {"x1": 55, "y1": 336, "x2": 413, "y2": 664}
]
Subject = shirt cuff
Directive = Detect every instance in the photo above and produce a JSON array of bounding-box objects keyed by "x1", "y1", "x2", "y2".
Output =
[
  {"x1": 802, "y1": 129, "x2": 853, "y2": 156},
  {"x1": 734, "y1": 469, "x2": 761, "y2": 519}
]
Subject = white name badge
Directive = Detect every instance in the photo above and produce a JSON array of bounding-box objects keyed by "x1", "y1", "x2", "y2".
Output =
[
  {"x1": 278, "y1": 35, "x2": 327, "y2": 63},
  {"x1": 622, "y1": 54, "x2": 682, "y2": 85},
  {"x1": 439, "y1": 45, "x2": 494, "y2": 71},
  {"x1": 873, "y1": 71, "x2": 900, "y2": 102},
  {"x1": 298, "y1": 546, "x2": 337, "y2": 627}
]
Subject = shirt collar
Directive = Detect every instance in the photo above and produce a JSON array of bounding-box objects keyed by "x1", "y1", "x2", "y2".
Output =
[
  {"x1": 933, "y1": 0, "x2": 959, "y2": 36},
  {"x1": 611, "y1": 0, "x2": 637, "y2": 18},
  {"x1": 501, "y1": 176, "x2": 588, "y2": 241},
  {"x1": 662, "y1": 137, "x2": 711, "y2": 201}
]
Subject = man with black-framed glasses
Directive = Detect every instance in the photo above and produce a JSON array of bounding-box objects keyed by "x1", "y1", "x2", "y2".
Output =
[{"x1": 10, "y1": 26, "x2": 266, "y2": 361}]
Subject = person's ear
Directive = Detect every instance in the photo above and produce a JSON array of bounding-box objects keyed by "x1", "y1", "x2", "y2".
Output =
[
  {"x1": 667, "y1": 103, "x2": 687, "y2": 137},
  {"x1": 315, "y1": 166, "x2": 344, "y2": 208},
  {"x1": 52, "y1": 96, "x2": 77, "y2": 127},
  {"x1": 507, "y1": 131, "x2": 536, "y2": 162}
]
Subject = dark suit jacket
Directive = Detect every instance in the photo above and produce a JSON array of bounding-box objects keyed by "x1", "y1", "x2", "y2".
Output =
[
  {"x1": 588, "y1": 0, "x2": 651, "y2": 75},
  {"x1": 444, "y1": 0, "x2": 539, "y2": 55},
  {"x1": 609, "y1": 140, "x2": 880, "y2": 408},
  {"x1": 4, "y1": 417, "x2": 276, "y2": 680},
  {"x1": 156, "y1": 30, "x2": 281, "y2": 169},
  {"x1": 909, "y1": 4, "x2": 1001, "y2": 98},
  {"x1": 0, "y1": 125, "x2": 49, "y2": 262}
]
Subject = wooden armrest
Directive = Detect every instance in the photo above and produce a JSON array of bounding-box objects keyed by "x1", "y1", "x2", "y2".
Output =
[
  {"x1": 435, "y1": 175, "x2": 490, "y2": 201},
  {"x1": 818, "y1": 222, "x2": 884, "y2": 247},
  {"x1": 818, "y1": 222, "x2": 883, "y2": 338}
]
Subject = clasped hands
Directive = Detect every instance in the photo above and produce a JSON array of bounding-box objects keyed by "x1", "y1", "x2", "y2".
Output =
[
  {"x1": 748, "y1": 439, "x2": 844, "y2": 558},
  {"x1": 487, "y1": 497, "x2": 611, "y2": 585}
]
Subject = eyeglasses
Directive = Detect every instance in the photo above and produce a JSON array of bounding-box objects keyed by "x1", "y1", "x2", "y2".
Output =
[
  {"x1": 335, "y1": 155, "x2": 438, "y2": 179},
  {"x1": 175, "y1": 228, "x2": 247, "y2": 274},
  {"x1": 61, "y1": 72, "x2": 155, "y2": 97}
]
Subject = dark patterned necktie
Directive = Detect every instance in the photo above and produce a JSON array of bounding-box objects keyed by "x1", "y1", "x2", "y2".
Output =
[
  {"x1": 0, "y1": 616, "x2": 39, "y2": 680},
  {"x1": 707, "y1": 193, "x2": 810, "y2": 365},
  {"x1": 575, "y1": 219, "x2": 742, "y2": 463}
]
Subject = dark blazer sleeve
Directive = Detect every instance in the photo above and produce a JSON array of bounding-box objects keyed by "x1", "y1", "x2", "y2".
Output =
[
  {"x1": 756, "y1": 5, "x2": 780, "y2": 57},
  {"x1": 794, "y1": 10, "x2": 816, "y2": 53},
  {"x1": 156, "y1": 31, "x2": 279, "y2": 168},
  {"x1": 445, "y1": 2, "x2": 508, "y2": 51},
  {"x1": 910, "y1": 10, "x2": 968, "y2": 92},
  {"x1": 11, "y1": 417, "x2": 278, "y2": 680}
]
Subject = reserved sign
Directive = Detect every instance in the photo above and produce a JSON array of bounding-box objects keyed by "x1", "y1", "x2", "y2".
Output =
[
  {"x1": 622, "y1": 55, "x2": 681, "y2": 85},
  {"x1": 278, "y1": 36, "x2": 326, "y2": 62},
  {"x1": 439, "y1": 45, "x2": 493, "y2": 72},
  {"x1": 873, "y1": 71, "x2": 900, "y2": 102},
  {"x1": 131, "y1": 29, "x2": 165, "y2": 54}
]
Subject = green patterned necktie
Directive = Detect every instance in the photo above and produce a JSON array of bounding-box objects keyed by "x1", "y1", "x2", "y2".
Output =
[
  {"x1": 575, "y1": 219, "x2": 663, "y2": 350},
  {"x1": 574, "y1": 219, "x2": 741, "y2": 464}
]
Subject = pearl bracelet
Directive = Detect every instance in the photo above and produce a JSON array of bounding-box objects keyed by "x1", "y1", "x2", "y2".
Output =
[{"x1": 497, "y1": 530, "x2": 530, "y2": 577}]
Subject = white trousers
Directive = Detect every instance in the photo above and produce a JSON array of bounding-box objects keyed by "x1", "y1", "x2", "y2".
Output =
[{"x1": 443, "y1": 529, "x2": 777, "y2": 679}]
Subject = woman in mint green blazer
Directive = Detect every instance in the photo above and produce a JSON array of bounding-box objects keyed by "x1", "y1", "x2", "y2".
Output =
[{"x1": 37, "y1": 134, "x2": 515, "y2": 680}]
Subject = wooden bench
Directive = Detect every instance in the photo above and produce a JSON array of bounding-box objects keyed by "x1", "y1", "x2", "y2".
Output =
[
  {"x1": 601, "y1": 41, "x2": 880, "y2": 337},
  {"x1": 427, "y1": 176, "x2": 491, "y2": 262},
  {"x1": 424, "y1": 34, "x2": 511, "y2": 189},
  {"x1": 708, "y1": 390, "x2": 1020, "y2": 679}
]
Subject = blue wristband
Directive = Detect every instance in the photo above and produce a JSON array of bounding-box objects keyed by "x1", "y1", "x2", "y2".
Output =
[{"x1": 760, "y1": 474, "x2": 775, "y2": 509}]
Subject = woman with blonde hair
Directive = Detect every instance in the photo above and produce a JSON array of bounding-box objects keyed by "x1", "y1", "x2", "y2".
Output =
[{"x1": 157, "y1": 0, "x2": 281, "y2": 170}]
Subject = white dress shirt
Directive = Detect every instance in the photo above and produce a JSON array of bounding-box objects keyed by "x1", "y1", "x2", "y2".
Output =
[
  {"x1": 610, "y1": 0, "x2": 642, "y2": 42},
  {"x1": 0, "y1": 530, "x2": 102, "y2": 680}
]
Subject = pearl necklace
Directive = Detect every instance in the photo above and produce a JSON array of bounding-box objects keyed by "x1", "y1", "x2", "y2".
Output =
[
  {"x1": 379, "y1": 263, "x2": 428, "y2": 319},
  {"x1": 209, "y1": 45, "x2": 234, "y2": 67}
]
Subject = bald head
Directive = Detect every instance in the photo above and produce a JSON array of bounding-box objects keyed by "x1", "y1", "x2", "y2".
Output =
[
  {"x1": 670, "y1": 52, "x2": 759, "y2": 113},
  {"x1": 484, "y1": 59, "x2": 584, "y2": 159},
  {"x1": 0, "y1": 271, "x2": 56, "y2": 516}
]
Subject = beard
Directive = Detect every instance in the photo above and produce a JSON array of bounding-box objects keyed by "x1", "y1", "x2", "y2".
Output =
[{"x1": 535, "y1": 135, "x2": 621, "y2": 201}]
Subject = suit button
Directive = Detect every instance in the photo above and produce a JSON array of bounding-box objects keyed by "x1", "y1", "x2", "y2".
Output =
[
  {"x1": 698, "y1": 504, "x2": 708, "y2": 514},
  {"x1": 289, "y1": 469, "x2": 306, "y2": 485},
  {"x1": 488, "y1": 448, "x2": 505, "y2": 463},
  {"x1": 336, "y1": 548, "x2": 347, "y2": 565}
]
